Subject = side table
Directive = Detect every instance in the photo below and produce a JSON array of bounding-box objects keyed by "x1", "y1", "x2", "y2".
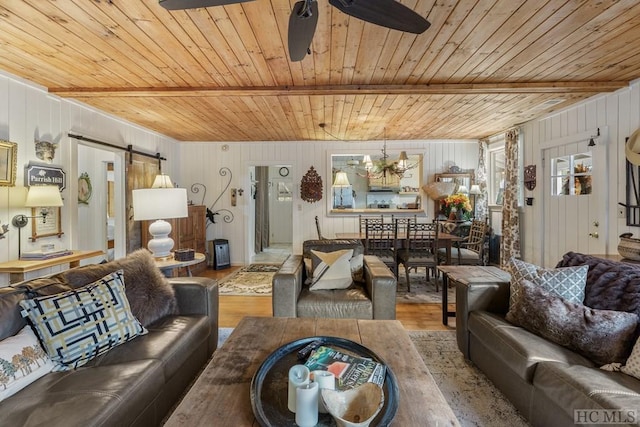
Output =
[
  {"x1": 437, "y1": 265, "x2": 511, "y2": 326},
  {"x1": 155, "y1": 252, "x2": 206, "y2": 277}
]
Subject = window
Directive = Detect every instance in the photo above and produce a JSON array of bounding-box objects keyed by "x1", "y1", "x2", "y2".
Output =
[
  {"x1": 551, "y1": 152, "x2": 592, "y2": 196},
  {"x1": 489, "y1": 146, "x2": 505, "y2": 205}
]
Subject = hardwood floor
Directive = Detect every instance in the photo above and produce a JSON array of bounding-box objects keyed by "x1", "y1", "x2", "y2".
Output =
[{"x1": 196, "y1": 266, "x2": 456, "y2": 331}]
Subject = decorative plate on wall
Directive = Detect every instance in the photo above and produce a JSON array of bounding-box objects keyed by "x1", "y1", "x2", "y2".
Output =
[
  {"x1": 300, "y1": 166, "x2": 322, "y2": 203},
  {"x1": 78, "y1": 172, "x2": 92, "y2": 204}
]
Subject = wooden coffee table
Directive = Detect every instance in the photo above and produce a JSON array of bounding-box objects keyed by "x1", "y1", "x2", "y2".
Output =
[{"x1": 165, "y1": 316, "x2": 459, "y2": 426}]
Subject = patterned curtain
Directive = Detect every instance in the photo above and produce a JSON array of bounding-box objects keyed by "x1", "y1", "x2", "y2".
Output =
[
  {"x1": 475, "y1": 139, "x2": 488, "y2": 220},
  {"x1": 501, "y1": 128, "x2": 521, "y2": 266}
]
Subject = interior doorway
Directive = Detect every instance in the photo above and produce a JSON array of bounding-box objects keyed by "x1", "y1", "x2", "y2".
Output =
[
  {"x1": 76, "y1": 144, "x2": 125, "y2": 261},
  {"x1": 250, "y1": 165, "x2": 292, "y2": 264}
]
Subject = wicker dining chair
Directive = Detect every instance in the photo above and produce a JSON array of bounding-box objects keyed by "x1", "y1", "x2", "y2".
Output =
[{"x1": 438, "y1": 218, "x2": 488, "y2": 266}]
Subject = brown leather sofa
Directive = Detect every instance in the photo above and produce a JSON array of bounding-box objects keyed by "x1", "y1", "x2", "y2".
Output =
[
  {"x1": 456, "y1": 253, "x2": 640, "y2": 427},
  {"x1": 0, "y1": 270, "x2": 218, "y2": 426},
  {"x1": 272, "y1": 239, "x2": 397, "y2": 319}
]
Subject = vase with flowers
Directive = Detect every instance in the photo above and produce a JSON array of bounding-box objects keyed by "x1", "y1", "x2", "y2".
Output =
[{"x1": 441, "y1": 193, "x2": 472, "y2": 220}]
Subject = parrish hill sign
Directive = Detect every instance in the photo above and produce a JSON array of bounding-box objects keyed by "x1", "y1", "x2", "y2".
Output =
[{"x1": 25, "y1": 162, "x2": 66, "y2": 191}]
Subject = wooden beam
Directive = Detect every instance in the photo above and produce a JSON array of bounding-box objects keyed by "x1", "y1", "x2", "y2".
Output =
[{"x1": 49, "y1": 81, "x2": 628, "y2": 98}]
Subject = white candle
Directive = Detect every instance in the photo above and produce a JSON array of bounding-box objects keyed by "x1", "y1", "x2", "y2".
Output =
[
  {"x1": 295, "y1": 381, "x2": 319, "y2": 427},
  {"x1": 312, "y1": 370, "x2": 335, "y2": 413},
  {"x1": 288, "y1": 365, "x2": 310, "y2": 413}
]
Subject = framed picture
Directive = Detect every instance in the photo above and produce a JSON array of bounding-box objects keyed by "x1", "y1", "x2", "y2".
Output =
[
  {"x1": 30, "y1": 207, "x2": 64, "y2": 241},
  {"x1": 0, "y1": 140, "x2": 17, "y2": 186}
]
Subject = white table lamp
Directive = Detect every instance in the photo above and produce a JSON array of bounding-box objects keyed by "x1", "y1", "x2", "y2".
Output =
[{"x1": 133, "y1": 187, "x2": 188, "y2": 259}]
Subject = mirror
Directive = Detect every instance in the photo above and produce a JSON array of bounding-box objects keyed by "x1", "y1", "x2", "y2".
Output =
[
  {"x1": 329, "y1": 152, "x2": 423, "y2": 213},
  {"x1": 433, "y1": 172, "x2": 474, "y2": 218}
]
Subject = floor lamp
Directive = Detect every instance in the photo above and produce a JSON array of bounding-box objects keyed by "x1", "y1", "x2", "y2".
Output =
[
  {"x1": 133, "y1": 183, "x2": 188, "y2": 259},
  {"x1": 11, "y1": 185, "x2": 64, "y2": 259}
]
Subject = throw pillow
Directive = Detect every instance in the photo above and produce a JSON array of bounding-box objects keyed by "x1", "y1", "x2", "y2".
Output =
[
  {"x1": 305, "y1": 252, "x2": 364, "y2": 285},
  {"x1": 0, "y1": 325, "x2": 54, "y2": 402},
  {"x1": 309, "y1": 249, "x2": 354, "y2": 290},
  {"x1": 621, "y1": 338, "x2": 640, "y2": 379},
  {"x1": 506, "y1": 279, "x2": 638, "y2": 365},
  {"x1": 58, "y1": 249, "x2": 177, "y2": 326},
  {"x1": 19, "y1": 270, "x2": 147, "y2": 371},
  {"x1": 508, "y1": 257, "x2": 588, "y2": 308}
]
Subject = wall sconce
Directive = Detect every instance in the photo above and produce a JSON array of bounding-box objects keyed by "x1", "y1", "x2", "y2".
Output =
[
  {"x1": 332, "y1": 171, "x2": 350, "y2": 209},
  {"x1": 132, "y1": 182, "x2": 188, "y2": 259},
  {"x1": 11, "y1": 185, "x2": 64, "y2": 258},
  {"x1": 588, "y1": 128, "x2": 600, "y2": 147}
]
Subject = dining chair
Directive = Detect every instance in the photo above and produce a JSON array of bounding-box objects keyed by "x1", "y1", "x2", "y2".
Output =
[
  {"x1": 315, "y1": 215, "x2": 328, "y2": 240},
  {"x1": 438, "y1": 218, "x2": 488, "y2": 266},
  {"x1": 364, "y1": 220, "x2": 398, "y2": 277},
  {"x1": 359, "y1": 214, "x2": 384, "y2": 235},
  {"x1": 397, "y1": 221, "x2": 439, "y2": 292}
]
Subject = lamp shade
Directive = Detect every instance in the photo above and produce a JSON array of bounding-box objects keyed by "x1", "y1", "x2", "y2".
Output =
[
  {"x1": 457, "y1": 185, "x2": 469, "y2": 194},
  {"x1": 151, "y1": 174, "x2": 174, "y2": 188},
  {"x1": 132, "y1": 188, "x2": 188, "y2": 221},
  {"x1": 398, "y1": 151, "x2": 409, "y2": 169},
  {"x1": 24, "y1": 185, "x2": 64, "y2": 207},
  {"x1": 333, "y1": 171, "x2": 350, "y2": 187},
  {"x1": 470, "y1": 184, "x2": 482, "y2": 195}
]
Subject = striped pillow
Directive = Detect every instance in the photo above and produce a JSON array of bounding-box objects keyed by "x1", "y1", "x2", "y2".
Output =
[{"x1": 19, "y1": 270, "x2": 147, "y2": 371}]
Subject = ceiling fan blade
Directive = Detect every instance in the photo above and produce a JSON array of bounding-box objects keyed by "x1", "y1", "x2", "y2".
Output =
[
  {"x1": 328, "y1": 0, "x2": 430, "y2": 34},
  {"x1": 288, "y1": 0, "x2": 319, "y2": 62},
  {"x1": 159, "y1": 0, "x2": 254, "y2": 10}
]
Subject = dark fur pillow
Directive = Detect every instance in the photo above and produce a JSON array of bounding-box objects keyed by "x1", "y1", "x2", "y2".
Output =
[
  {"x1": 506, "y1": 279, "x2": 638, "y2": 365},
  {"x1": 57, "y1": 249, "x2": 177, "y2": 326}
]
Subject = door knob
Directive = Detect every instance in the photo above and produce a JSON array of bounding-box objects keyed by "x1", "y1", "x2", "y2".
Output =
[{"x1": 589, "y1": 232, "x2": 599, "y2": 238}]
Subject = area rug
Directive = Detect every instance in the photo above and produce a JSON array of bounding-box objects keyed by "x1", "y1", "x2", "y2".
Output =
[
  {"x1": 218, "y1": 264, "x2": 280, "y2": 295},
  {"x1": 396, "y1": 267, "x2": 455, "y2": 304},
  {"x1": 216, "y1": 328, "x2": 529, "y2": 426},
  {"x1": 410, "y1": 330, "x2": 530, "y2": 426}
]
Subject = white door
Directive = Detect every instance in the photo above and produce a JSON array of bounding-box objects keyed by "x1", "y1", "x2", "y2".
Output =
[
  {"x1": 542, "y1": 140, "x2": 606, "y2": 266},
  {"x1": 269, "y1": 175, "x2": 293, "y2": 244}
]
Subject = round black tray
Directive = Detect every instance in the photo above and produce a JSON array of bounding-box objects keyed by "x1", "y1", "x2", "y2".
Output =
[{"x1": 250, "y1": 336, "x2": 399, "y2": 427}]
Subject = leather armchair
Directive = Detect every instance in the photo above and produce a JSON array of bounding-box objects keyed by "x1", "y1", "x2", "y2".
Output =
[{"x1": 272, "y1": 239, "x2": 397, "y2": 319}]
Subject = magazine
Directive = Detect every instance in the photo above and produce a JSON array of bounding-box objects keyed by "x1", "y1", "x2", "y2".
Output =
[{"x1": 304, "y1": 345, "x2": 385, "y2": 390}]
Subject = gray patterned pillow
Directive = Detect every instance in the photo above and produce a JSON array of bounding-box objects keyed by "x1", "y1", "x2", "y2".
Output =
[
  {"x1": 507, "y1": 279, "x2": 638, "y2": 365},
  {"x1": 508, "y1": 257, "x2": 588, "y2": 308},
  {"x1": 19, "y1": 270, "x2": 147, "y2": 371}
]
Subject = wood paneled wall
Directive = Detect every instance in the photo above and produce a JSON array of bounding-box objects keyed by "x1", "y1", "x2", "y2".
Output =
[
  {"x1": 0, "y1": 70, "x2": 179, "y2": 286},
  {"x1": 520, "y1": 80, "x2": 640, "y2": 266},
  {"x1": 178, "y1": 139, "x2": 479, "y2": 264}
]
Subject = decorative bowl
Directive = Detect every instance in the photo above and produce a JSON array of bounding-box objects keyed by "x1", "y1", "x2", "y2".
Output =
[
  {"x1": 618, "y1": 233, "x2": 640, "y2": 260},
  {"x1": 321, "y1": 383, "x2": 384, "y2": 427}
]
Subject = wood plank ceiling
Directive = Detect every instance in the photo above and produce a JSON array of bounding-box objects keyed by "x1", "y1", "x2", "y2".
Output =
[{"x1": 0, "y1": 0, "x2": 638, "y2": 142}]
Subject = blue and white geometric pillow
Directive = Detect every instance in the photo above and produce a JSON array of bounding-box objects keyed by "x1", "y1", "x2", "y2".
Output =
[
  {"x1": 19, "y1": 270, "x2": 147, "y2": 371},
  {"x1": 508, "y1": 257, "x2": 588, "y2": 308}
]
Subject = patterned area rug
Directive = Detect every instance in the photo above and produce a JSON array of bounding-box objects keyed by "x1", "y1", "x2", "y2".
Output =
[
  {"x1": 216, "y1": 328, "x2": 529, "y2": 426},
  {"x1": 410, "y1": 330, "x2": 530, "y2": 426},
  {"x1": 218, "y1": 264, "x2": 280, "y2": 296},
  {"x1": 396, "y1": 267, "x2": 455, "y2": 304}
]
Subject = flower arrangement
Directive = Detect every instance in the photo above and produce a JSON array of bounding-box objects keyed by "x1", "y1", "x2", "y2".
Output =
[{"x1": 442, "y1": 193, "x2": 472, "y2": 216}]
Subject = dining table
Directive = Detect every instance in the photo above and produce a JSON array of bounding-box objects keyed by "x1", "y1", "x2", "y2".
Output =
[{"x1": 335, "y1": 231, "x2": 461, "y2": 265}]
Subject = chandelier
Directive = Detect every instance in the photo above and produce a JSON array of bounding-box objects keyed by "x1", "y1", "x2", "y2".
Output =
[{"x1": 359, "y1": 139, "x2": 420, "y2": 182}]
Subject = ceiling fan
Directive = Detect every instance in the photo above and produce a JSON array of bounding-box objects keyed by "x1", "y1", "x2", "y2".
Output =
[
  {"x1": 160, "y1": 0, "x2": 430, "y2": 61},
  {"x1": 289, "y1": 0, "x2": 430, "y2": 61}
]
